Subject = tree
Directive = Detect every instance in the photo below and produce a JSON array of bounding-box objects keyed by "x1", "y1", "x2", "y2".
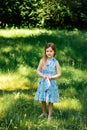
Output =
[{"x1": 0, "y1": 0, "x2": 87, "y2": 29}]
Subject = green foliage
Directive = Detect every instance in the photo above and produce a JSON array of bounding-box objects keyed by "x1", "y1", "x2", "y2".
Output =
[
  {"x1": 0, "y1": 0, "x2": 87, "y2": 29},
  {"x1": 42, "y1": 1, "x2": 71, "y2": 28}
]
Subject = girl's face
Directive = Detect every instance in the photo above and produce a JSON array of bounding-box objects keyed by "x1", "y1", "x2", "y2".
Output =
[{"x1": 45, "y1": 47, "x2": 55, "y2": 58}]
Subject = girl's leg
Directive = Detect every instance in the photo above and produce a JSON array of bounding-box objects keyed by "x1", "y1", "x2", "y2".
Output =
[
  {"x1": 41, "y1": 101, "x2": 46, "y2": 114},
  {"x1": 48, "y1": 102, "x2": 53, "y2": 118},
  {"x1": 38, "y1": 101, "x2": 47, "y2": 118}
]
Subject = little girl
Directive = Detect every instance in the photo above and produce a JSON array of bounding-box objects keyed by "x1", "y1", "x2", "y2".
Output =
[{"x1": 35, "y1": 42, "x2": 61, "y2": 121}]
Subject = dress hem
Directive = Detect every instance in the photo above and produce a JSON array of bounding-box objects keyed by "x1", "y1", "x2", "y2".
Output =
[{"x1": 34, "y1": 98, "x2": 60, "y2": 103}]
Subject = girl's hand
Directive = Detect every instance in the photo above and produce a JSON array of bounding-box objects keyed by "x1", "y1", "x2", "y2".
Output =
[
  {"x1": 42, "y1": 75, "x2": 47, "y2": 79},
  {"x1": 47, "y1": 76, "x2": 52, "y2": 80}
]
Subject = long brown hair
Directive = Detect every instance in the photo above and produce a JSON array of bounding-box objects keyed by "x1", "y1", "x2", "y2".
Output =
[{"x1": 41, "y1": 42, "x2": 56, "y2": 68}]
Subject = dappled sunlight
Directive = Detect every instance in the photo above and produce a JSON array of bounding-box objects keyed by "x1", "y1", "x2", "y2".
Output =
[
  {"x1": 17, "y1": 64, "x2": 36, "y2": 77},
  {"x1": 59, "y1": 66, "x2": 87, "y2": 89},
  {"x1": 0, "y1": 73, "x2": 29, "y2": 90},
  {"x1": 17, "y1": 65, "x2": 38, "y2": 88},
  {"x1": 0, "y1": 29, "x2": 52, "y2": 38},
  {"x1": 54, "y1": 98, "x2": 82, "y2": 111},
  {"x1": 14, "y1": 92, "x2": 34, "y2": 101},
  {"x1": 0, "y1": 29, "x2": 87, "y2": 72},
  {"x1": 69, "y1": 28, "x2": 80, "y2": 35},
  {"x1": 0, "y1": 94, "x2": 14, "y2": 119},
  {"x1": 62, "y1": 64, "x2": 85, "y2": 76},
  {"x1": 0, "y1": 92, "x2": 34, "y2": 118},
  {"x1": 63, "y1": 87, "x2": 78, "y2": 98},
  {"x1": 0, "y1": 65, "x2": 38, "y2": 92},
  {"x1": 18, "y1": 119, "x2": 33, "y2": 130},
  {"x1": 1, "y1": 46, "x2": 12, "y2": 53},
  {"x1": 21, "y1": 44, "x2": 33, "y2": 52},
  {"x1": 0, "y1": 29, "x2": 87, "y2": 130}
]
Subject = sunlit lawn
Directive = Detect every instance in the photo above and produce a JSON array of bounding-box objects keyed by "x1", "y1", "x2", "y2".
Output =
[{"x1": 0, "y1": 29, "x2": 87, "y2": 130}]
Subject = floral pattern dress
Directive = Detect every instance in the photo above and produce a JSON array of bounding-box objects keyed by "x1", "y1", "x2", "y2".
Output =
[{"x1": 35, "y1": 58, "x2": 60, "y2": 103}]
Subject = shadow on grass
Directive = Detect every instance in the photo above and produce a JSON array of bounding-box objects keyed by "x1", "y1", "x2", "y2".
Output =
[
  {"x1": 0, "y1": 68, "x2": 87, "y2": 130},
  {"x1": 0, "y1": 30, "x2": 87, "y2": 129},
  {"x1": 0, "y1": 30, "x2": 87, "y2": 72},
  {"x1": 0, "y1": 88, "x2": 33, "y2": 97},
  {"x1": 0, "y1": 89, "x2": 86, "y2": 130},
  {"x1": 0, "y1": 74, "x2": 87, "y2": 129}
]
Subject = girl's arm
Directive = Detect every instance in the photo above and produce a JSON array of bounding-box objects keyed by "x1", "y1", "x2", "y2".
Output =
[
  {"x1": 37, "y1": 59, "x2": 47, "y2": 79},
  {"x1": 48, "y1": 61, "x2": 61, "y2": 80}
]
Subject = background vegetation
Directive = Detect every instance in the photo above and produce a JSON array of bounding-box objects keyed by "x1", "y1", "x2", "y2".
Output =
[
  {"x1": 0, "y1": 0, "x2": 87, "y2": 29},
  {"x1": 0, "y1": 29, "x2": 87, "y2": 130},
  {"x1": 0, "y1": 1, "x2": 87, "y2": 129}
]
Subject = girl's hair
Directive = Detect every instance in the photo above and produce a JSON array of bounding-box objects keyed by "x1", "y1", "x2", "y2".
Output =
[{"x1": 41, "y1": 42, "x2": 56, "y2": 67}]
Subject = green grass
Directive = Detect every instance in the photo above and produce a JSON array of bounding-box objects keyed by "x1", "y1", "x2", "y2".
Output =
[{"x1": 0, "y1": 28, "x2": 87, "y2": 130}]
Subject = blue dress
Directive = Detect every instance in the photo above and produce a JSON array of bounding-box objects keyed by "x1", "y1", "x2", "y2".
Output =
[{"x1": 35, "y1": 58, "x2": 60, "y2": 103}]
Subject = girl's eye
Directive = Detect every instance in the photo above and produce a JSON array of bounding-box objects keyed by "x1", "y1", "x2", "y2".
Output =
[{"x1": 46, "y1": 50, "x2": 52, "y2": 53}]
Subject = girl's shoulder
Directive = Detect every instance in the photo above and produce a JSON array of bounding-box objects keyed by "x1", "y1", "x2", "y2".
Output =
[
  {"x1": 39, "y1": 58, "x2": 46, "y2": 68},
  {"x1": 52, "y1": 58, "x2": 58, "y2": 62},
  {"x1": 52, "y1": 58, "x2": 60, "y2": 66},
  {"x1": 39, "y1": 58, "x2": 44, "y2": 65},
  {"x1": 40, "y1": 58, "x2": 43, "y2": 62}
]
